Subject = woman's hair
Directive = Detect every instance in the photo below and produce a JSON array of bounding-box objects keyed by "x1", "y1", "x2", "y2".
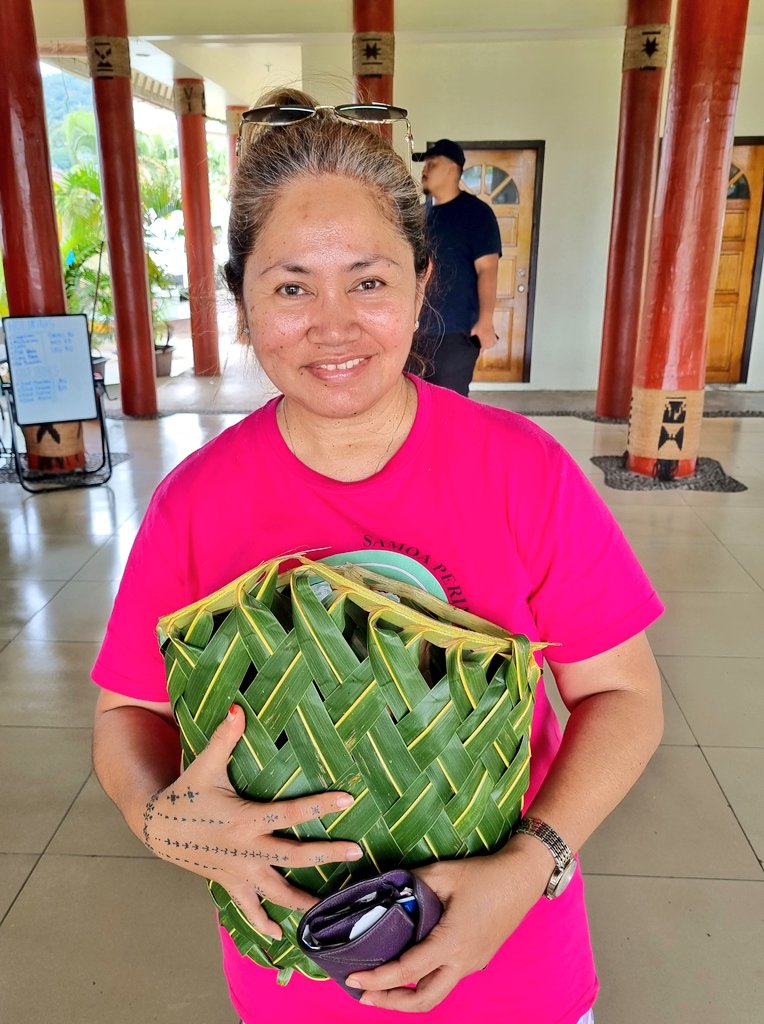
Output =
[{"x1": 223, "y1": 87, "x2": 432, "y2": 372}]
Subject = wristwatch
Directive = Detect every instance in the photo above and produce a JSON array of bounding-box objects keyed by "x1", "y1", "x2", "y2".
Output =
[{"x1": 514, "y1": 816, "x2": 577, "y2": 899}]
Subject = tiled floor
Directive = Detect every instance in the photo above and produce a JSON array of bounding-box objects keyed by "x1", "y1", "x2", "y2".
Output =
[{"x1": 0, "y1": 379, "x2": 762, "y2": 1023}]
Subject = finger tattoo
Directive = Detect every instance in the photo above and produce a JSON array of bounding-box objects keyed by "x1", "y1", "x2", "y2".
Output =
[
  {"x1": 150, "y1": 837, "x2": 289, "y2": 865},
  {"x1": 154, "y1": 811, "x2": 227, "y2": 825},
  {"x1": 142, "y1": 789, "x2": 162, "y2": 850},
  {"x1": 166, "y1": 787, "x2": 200, "y2": 806}
]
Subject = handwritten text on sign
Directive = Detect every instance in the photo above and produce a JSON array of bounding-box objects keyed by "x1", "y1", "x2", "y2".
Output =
[{"x1": 3, "y1": 315, "x2": 97, "y2": 425}]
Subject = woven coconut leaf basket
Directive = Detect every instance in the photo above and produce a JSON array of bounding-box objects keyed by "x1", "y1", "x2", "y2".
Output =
[{"x1": 158, "y1": 555, "x2": 547, "y2": 984}]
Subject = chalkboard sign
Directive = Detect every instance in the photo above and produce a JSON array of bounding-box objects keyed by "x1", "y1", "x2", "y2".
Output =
[{"x1": 2, "y1": 314, "x2": 97, "y2": 426}]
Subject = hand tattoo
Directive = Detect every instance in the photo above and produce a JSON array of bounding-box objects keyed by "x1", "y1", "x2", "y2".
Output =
[{"x1": 142, "y1": 789, "x2": 162, "y2": 851}]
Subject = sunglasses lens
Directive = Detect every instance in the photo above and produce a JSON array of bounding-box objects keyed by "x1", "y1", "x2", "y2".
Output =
[
  {"x1": 242, "y1": 105, "x2": 314, "y2": 126},
  {"x1": 336, "y1": 103, "x2": 407, "y2": 123}
]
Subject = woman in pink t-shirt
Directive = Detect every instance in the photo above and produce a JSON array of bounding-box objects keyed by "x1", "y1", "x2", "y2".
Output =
[{"x1": 92, "y1": 88, "x2": 664, "y2": 1024}]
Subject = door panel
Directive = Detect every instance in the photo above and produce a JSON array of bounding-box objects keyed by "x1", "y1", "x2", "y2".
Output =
[
  {"x1": 706, "y1": 145, "x2": 764, "y2": 383},
  {"x1": 461, "y1": 148, "x2": 538, "y2": 382}
]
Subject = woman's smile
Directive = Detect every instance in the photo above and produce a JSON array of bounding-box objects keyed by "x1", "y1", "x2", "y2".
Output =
[
  {"x1": 305, "y1": 354, "x2": 372, "y2": 382},
  {"x1": 311, "y1": 357, "x2": 366, "y2": 371}
]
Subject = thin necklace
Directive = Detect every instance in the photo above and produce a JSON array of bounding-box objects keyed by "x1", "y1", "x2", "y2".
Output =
[
  {"x1": 281, "y1": 399, "x2": 298, "y2": 457},
  {"x1": 373, "y1": 383, "x2": 410, "y2": 473},
  {"x1": 280, "y1": 383, "x2": 412, "y2": 475}
]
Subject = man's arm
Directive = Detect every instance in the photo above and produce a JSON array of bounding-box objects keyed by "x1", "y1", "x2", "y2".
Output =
[{"x1": 471, "y1": 252, "x2": 499, "y2": 350}]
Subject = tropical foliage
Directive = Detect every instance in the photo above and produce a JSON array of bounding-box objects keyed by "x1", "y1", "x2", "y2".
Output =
[
  {"x1": 53, "y1": 112, "x2": 182, "y2": 342},
  {"x1": 1, "y1": 111, "x2": 182, "y2": 335},
  {"x1": 42, "y1": 72, "x2": 95, "y2": 171}
]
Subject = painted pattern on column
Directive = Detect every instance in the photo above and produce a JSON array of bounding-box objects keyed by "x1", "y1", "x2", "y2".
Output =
[
  {"x1": 622, "y1": 23, "x2": 670, "y2": 71},
  {"x1": 174, "y1": 82, "x2": 206, "y2": 117},
  {"x1": 627, "y1": 387, "x2": 705, "y2": 461},
  {"x1": 352, "y1": 32, "x2": 395, "y2": 77},
  {"x1": 86, "y1": 36, "x2": 130, "y2": 78}
]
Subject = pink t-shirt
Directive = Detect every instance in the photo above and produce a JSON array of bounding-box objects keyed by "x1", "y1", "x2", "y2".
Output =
[{"x1": 93, "y1": 377, "x2": 663, "y2": 1024}]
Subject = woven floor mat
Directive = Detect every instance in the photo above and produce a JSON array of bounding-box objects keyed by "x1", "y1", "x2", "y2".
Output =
[
  {"x1": 0, "y1": 451, "x2": 130, "y2": 484},
  {"x1": 591, "y1": 454, "x2": 747, "y2": 491},
  {"x1": 103, "y1": 405, "x2": 764, "y2": 422}
]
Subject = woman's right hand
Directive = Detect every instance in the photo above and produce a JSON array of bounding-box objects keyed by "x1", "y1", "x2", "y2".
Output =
[{"x1": 142, "y1": 704, "x2": 363, "y2": 939}]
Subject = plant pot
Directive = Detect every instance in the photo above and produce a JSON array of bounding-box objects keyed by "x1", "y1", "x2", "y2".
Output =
[
  {"x1": 91, "y1": 354, "x2": 108, "y2": 378},
  {"x1": 22, "y1": 421, "x2": 86, "y2": 473},
  {"x1": 155, "y1": 345, "x2": 174, "y2": 377}
]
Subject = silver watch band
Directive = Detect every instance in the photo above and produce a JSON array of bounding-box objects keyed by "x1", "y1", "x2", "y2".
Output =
[{"x1": 514, "y1": 816, "x2": 573, "y2": 869}]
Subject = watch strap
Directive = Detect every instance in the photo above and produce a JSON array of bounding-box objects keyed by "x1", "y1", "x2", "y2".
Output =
[{"x1": 514, "y1": 816, "x2": 573, "y2": 870}]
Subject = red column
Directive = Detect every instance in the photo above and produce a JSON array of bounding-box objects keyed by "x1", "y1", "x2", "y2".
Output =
[
  {"x1": 0, "y1": 0, "x2": 66, "y2": 315},
  {"x1": 353, "y1": 0, "x2": 394, "y2": 140},
  {"x1": 626, "y1": 0, "x2": 749, "y2": 478},
  {"x1": 595, "y1": 1, "x2": 671, "y2": 420},
  {"x1": 84, "y1": 0, "x2": 158, "y2": 417},
  {"x1": 0, "y1": 0, "x2": 88, "y2": 471},
  {"x1": 226, "y1": 105, "x2": 247, "y2": 182},
  {"x1": 174, "y1": 79, "x2": 220, "y2": 377}
]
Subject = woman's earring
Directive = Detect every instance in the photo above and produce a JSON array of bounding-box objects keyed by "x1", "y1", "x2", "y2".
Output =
[
  {"x1": 242, "y1": 327, "x2": 250, "y2": 336},
  {"x1": 414, "y1": 319, "x2": 420, "y2": 331}
]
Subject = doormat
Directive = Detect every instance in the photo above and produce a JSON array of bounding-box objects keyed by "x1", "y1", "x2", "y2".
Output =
[
  {"x1": 0, "y1": 451, "x2": 131, "y2": 484},
  {"x1": 516, "y1": 409, "x2": 764, "y2": 424},
  {"x1": 591, "y1": 454, "x2": 747, "y2": 492}
]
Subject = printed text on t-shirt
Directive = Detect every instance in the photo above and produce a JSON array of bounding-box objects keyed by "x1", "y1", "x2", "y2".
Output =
[{"x1": 362, "y1": 535, "x2": 469, "y2": 608}]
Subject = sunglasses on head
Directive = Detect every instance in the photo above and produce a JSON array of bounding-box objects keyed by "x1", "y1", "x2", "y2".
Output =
[{"x1": 236, "y1": 102, "x2": 414, "y2": 165}]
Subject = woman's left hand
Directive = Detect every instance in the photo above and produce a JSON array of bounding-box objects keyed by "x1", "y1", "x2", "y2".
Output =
[{"x1": 345, "y1": 841, "x2": 551, "y2": 1012}]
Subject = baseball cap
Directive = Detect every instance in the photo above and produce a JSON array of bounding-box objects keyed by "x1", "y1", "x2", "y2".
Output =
[{"x1": 412, "y1": 139, "x2": 465, "y2": 169}]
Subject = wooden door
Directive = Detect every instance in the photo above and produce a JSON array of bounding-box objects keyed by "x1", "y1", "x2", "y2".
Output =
[
  {"x1": 706, "y1": 144, "x2": 764, "y2": 383},
  {"x1": 460, "y1": 148, "x2": 538, "y2": 382}
]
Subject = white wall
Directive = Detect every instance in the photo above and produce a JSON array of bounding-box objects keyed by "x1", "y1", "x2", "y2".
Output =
[
  {"x1": 398, "y1": 37, "x2": 622, "y2": 390},
  {"x1": 303, "y1": 30, "x2": 764, "y2": 390}
]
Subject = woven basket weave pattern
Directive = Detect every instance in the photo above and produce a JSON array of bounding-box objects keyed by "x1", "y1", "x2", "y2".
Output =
[{"x1": 160, "y1": 557, "x2": 541, "y2": 982}]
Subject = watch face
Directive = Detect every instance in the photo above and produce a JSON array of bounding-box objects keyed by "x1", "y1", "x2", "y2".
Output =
[{"x1": 546, "y1": 859, "x2": 577, "y2": 899}]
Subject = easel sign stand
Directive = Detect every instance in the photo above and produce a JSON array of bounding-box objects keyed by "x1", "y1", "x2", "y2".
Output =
[{"x1": 1, "y1": 313, "x2": 112, "y2": 493}]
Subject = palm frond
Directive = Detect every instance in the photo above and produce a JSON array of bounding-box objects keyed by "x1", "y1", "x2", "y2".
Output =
[{"x1": 160, "y1": 555, "x2": 546, "y2": 985}]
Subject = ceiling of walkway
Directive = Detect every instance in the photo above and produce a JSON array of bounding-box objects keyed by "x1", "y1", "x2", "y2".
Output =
[{"x1": 32, "y1": 0, "x2": 764, "y2": 119}]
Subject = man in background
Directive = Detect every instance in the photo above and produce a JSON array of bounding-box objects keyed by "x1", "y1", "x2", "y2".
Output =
[{"x1": 416, "y1": 139, "x2": 502, "y2": 396}]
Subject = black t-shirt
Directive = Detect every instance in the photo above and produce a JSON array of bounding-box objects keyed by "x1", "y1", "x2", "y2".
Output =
[{"x1": 422, "y1": 190, "x2": 502, "y2": 334}]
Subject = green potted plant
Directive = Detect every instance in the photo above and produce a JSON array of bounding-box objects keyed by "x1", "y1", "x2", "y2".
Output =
[
  {"x1": 153, "y1": 315, "x2": 175, "y2": 377},
  {"x1": 54, "y1": 113, "x2": 183, "y2": 380}
]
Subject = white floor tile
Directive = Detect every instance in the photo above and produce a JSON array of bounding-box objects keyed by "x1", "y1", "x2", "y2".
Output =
[
  {"x1": 586, "y1": 876, "x2": 764, "y2": 1024},
  {"x1": 647, "y1": 590, "x2": 764, "y2": 658},
  {"x1": 581, "y1": 746, "x2": 762, "y2": 880},
  {"x1": 658, "y1": 655, "x2": 764, "y2": 747},
  {"x1": 703, "y1": 747, "x2": 764, "y2": 863},
  {"x1": 18, "y1": 580, "x2": 120, "y2": 643},
  {"x1": 0, "y1": 855, "x2": 236, "y2": 1024}
]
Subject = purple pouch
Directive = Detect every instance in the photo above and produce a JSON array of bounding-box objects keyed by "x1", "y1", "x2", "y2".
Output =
[{"x1": 295, "y1": 869, "x2": 443, "y2": 999}]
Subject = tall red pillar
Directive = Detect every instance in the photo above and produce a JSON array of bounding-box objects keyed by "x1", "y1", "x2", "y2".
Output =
[
  {"x1": 353, "y1": 0, "x2": 394, "y2": 140},
  {"x1": 595, "y1": 1, "x2": 671, "y2": 420},
  {"x1": 226, "y1": 105, "x2": 247, "y2": 182},
  {"x1": 0, "y1": 0, "x2": 88, "y2": 471},
  {"x1": 0, "y1": 0, "x2": 66, "y2": 316},
  {"x1": 174, "y1": 79, "x2": 220, "y2": 377},
  {"x1": 84, "y1": 0, "x2": 158, "y2": 417},
  {"x1": 626, "y1": 0, "x2": 749, "y2": 478}
]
